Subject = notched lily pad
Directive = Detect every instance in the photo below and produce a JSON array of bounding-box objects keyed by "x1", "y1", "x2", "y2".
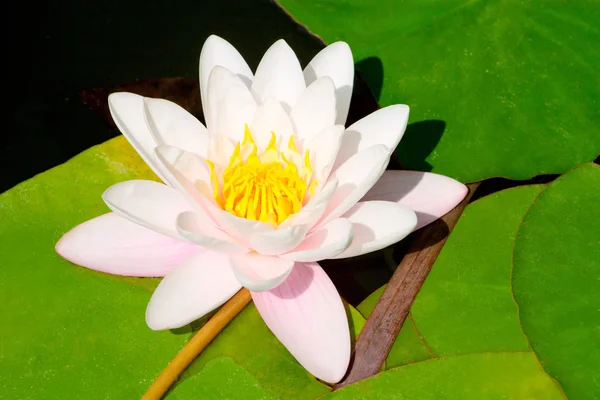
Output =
[
  {"x1": 411, "y1": 185, "x2": 544, "y2": 355},
  {"x1": 513, "y1": 163, "x2": 600, "y2": 399}
]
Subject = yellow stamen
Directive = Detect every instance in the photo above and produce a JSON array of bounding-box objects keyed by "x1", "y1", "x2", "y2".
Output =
[{"x1": 206, "y1": 128, "x2": 315, "y2": 225}]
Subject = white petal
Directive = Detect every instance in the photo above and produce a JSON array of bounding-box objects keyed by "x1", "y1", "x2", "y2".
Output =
[
  {"x1": 282, "y1": 218, "x2": 353, "y2": 262},
  {"x1": 334, "y1": 105, "x2": 410, "y2": 171},
  {"x1": 207, "y1": 135, "x2": 236, "y2": 168},
  {"x1": 102, "y1": 180, "x2": 193, "y2": 240},
  {"x1": 199, "y1": 35, "x2": 253, "y2": 116},
  {"x1": 361, "y1": 170, "x2": 468, "y2": 231},
  {"x1": 332, "y1": 201, "x2": 417, "y2": 259},
  {"x1": 251, "y1": 99, "x2": 294, "y2": 150},
  {"x1": 304, "y1": 42, "x2": 354, "y2": 126},
  {"x1": 205, "y1": 65, "x2": 258, "y2": 142},
  {"x1": 249, "y1": 224, "x2": 309, "y2": 256},
  {"x1": 154, "y1": 146, "x2": 212, "y2": 211},
  {"x1": 229, "y1": 253, "x2": 294, "y2": 292},
  {"x1": 251, "y1": 261, "x2": 350, "y2": 383},
  {"x1": 146, "y1": 251, "x2": 242, "y2": 330},
  {"x1": 143, "y1": 97, "x2": 209, "y2": 157},
  {"x1": 280, "y1": 178, "x2": 339, "y2": 230},
  {"x1": 176, "y1": 211, "x2": 248, "y2": 254},
  {"x1": 306, "y1": 125, "x2": 345, "y2": 190},
  {"x1": 317, "y1": 145, "x2": 390, "y2": 228},
  {"x1": 251, "y1": 39, "x2": 305, "y2": 111},
  {"x1": 108, "y1": 92, "x2": 171, "y2": 183},
  {"x1": 290, "y1": 76, "x2": 337, "y2": 144}
]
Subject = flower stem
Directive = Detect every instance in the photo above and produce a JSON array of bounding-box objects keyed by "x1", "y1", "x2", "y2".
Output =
[{"x1": 142, "y1": 288, "x2": 252, "y2": 400}]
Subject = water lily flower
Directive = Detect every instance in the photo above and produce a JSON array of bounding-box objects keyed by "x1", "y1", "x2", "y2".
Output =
[{"x1": 56, "y1": 35, "x2": 467, "y2": 383}]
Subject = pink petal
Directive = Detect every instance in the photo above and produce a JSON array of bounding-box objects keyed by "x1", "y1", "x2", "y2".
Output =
[
  {"x1": 304, "y1": 42, "x2": 354, "y2": 126},
  {"x1": 316, "y1": 145, "x2": 389, "y2": 229},
  {"x1": 333, "y1": 201, "x2": 417, "y2": 259},
  {"x1": 102, "y1": 180, "x2": 193, "y2": 239},
  {"x1": 333, "y1": 104, "x2": 409, "y2": 171},
  {"x1": 229, "y1": 253, "x2": 294, "y2": 292},
  {"x1": 199, "y1": 35, "x2": 253, "y2": 117},
  {"x1": 251, "y1": 262, "x2": 350, "y2": 383},
  {"x1": 55, "y1": 212, "x2": 201, "y2": 277},
  {"x1": 361, "y1": 170, "x2": 468, "y2": 230},
  {"x1": 142, "y1": 97, "x2": 209, "y2": 157},
  {"x1": 146, "y1": 250, "x2": 241, "y2": 330},
  {"x1": 281, "y1": 218, "x2": 353, "y2": 262},
  {"x1": 290, "y1": 77, "x2": 337, "y2": 144},
  {"x1": 176, "y1": 211, "x2": 249, "y2": 254},
  {"x1": 251, "y1": 39, "x2": 306, "y2": 111}
]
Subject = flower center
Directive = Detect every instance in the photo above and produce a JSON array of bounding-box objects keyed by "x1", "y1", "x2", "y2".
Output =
[{"x1": 207, "y1": 125, "x2": 316, "y2": 226}]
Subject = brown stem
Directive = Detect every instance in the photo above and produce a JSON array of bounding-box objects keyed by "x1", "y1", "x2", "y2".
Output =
[
  {"x1": 335, "y1": 182, "x2": 480, "y2": 389},
  {"x1": 142, "y1": 288, "x2": 252, "y2": 400}
]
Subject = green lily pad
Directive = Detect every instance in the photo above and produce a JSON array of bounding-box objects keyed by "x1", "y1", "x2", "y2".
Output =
[
  {"x1": 513, "y1": 163, "x2": 600, "y2": 399},
  {"x1": 278, "y1": 0, "x2": 600, "y2": 182},
  {"x1": 411, "y1": 185, "x2": 544, "y2": 355},
  {"x1": 168, "y1": 357, "x2": 276, "y2": 400},
  {"x1": 180, "y1": 301, "x2": 366, "y2": 399},
  {"x1": 324, "y1": 352, "x2": 564, "y2": 399},
  {"x1": 0, "y1": 137, "x2": 189, "y2": 399},
  {"x1": 357, "y1": 286, "x2": 434, "y2": 368}
]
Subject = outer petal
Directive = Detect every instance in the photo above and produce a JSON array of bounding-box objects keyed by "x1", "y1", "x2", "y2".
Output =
[
  {"x1": 199, "y1": 35, "x2": 253, "y2": 115},
  {"x1": 176, "y1": 211, "x2": 249, "y2": 254},
  {"x1": 108, "y1": 92, "x2": 171, "y2": 184},
  {"x1": 206, "y1": 66, "x2": 258, "y2": 142},
  {"x1": 55, "y1": 212, "x2": 201, "y2": 277},
  {"x1": 251, "y1": 39, "x2": 306, "y2": 111},
  {"x1": 102, "y1": 180, "x2": 193, "y2": 239},
  {"x1": 229, "y1": 253, "x2": 294, "y2": 292},
  {"x1": 281, "y1": 218, "x2": 353, "y2": 262},
  {"x1": 306, "y1": 125, "x2": 345, "y2": 190},
  {"x1": 143, "y1": 97, "x2": 209, "y2": 157},
  {"x1": 251, "y1": 261, "x2": 350, "y2": 383},
  {"x1": 251, "y1": 99, "x2": 294, "y2": 150},
  {"x1": 290, "y1": 76, "x2": 337, "y2": 144},
  {"x1": 333, "y1": 105, "x2": 410, "y2": 171},
  {"x1": 146, "y1": 251, "x2": 242, "y2": 330},
  {"x1": 333, "y1": 201, "x2": 417, "y2": 259},
  {"x1": 316, "y1": 145, "x2": 389, "y2": 228},
  {"x1": 304, "y1": 42, "x2": 354, "y2": 126},
  {"x1": 361, "y1": 170, "x2": 468, "y2": 230}
]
